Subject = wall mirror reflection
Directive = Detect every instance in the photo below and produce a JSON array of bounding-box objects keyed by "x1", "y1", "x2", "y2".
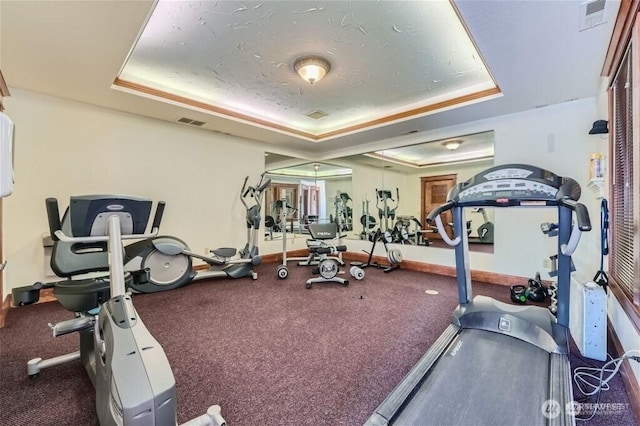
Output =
[
  {"x1": 338, "y1": 130, "x2": 495, "y2": 253},
  {"x1": 264, "y1": 157, "x2": 353, "y2": 240}
]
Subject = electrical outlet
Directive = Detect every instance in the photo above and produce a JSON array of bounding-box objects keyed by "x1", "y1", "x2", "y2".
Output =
[{"x1": 543, "y1": 258, "x2": 551, "y2": 269}]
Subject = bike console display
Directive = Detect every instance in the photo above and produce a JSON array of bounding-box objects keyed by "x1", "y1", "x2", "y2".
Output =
[{"x1": 450, "y1": 164, "x2": 582, "y2": 207}]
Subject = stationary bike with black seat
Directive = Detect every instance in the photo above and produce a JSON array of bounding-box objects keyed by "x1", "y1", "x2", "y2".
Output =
[
  {"x1": 305, "y1": 223, "x2": 362, "y2": 288},
  {"x1": 15, "y1": 195, "x2": 226, "y2": 426}
]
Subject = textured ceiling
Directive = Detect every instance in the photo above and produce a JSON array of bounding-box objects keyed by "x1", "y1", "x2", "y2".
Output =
[
  {"x1": 0, "y1": 0, "x2": 620, "y2": 160},
  {"x1": 117, "y1": 0, "x2": 497, "y2": 141}
]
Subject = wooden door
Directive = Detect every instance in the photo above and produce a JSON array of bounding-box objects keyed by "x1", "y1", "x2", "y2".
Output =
[{"x1": 421, "y1": 174, "x2": 457, "y2": 240}]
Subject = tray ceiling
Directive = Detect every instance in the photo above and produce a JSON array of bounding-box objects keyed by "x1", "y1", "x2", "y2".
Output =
[{"x1": 115, "y1": 0, "x2": 498, "y2": 142}]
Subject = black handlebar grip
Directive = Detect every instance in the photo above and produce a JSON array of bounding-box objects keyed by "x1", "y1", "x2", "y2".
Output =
[
  {"x1": 152, "y1": 201, "x2": 166, "y2": 230},
  {"x1": 243, "y1": 187, "x2": 253, "y2": 198},
  {"x1": 241, "y1": 176, "x2": 249, "y2": 192},
  {"x1": 559, "y1": 199, "x2": 592, "y2": 231},
  {"x1": 574, "y1": 202, "x2": 592, "y2": 231},
  {"x1": 257, "y1": 177, "x2": 272, "y2": 193},
  {"x1": 426, "y1": 200, "x2": 456, "y2": 223},
  {"x1": 45, "y1": 198, "x2": 61, "y2": 241}
]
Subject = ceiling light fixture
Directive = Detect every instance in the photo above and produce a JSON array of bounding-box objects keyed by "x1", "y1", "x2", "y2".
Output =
[
  {"x1": 443, "y1": 140, "x2": 463, "y2": 151},
  {"x1": 294, "y1": 55, "x2": 331, "y2": 84}
]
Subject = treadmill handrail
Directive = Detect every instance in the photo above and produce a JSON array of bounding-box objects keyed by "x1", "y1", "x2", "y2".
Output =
[
  {"x1": 426, "y1": 200, "x2": 455, "y2": 222},
  {"x1": 560, "y1": 220, "x2": 582, "y2": 256},
  {"x1": 427, "y1": 200, "x2": 460, "y2": 246},
  {"x1": 434, "y1": 215, "x2": 460, "y2": 246},
  {"x1": 558, "y1": 199, "x2": 591, "y2": 256},
  {"x1": 559, "y1": 198, "x2": 591, "y2": 230}
]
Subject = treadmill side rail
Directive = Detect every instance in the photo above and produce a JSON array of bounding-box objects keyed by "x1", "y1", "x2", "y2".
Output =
[
  {"x1": 549, "y1": 353, "x2": 577, "y2": 426},
  {"x1": 365, "y1": 324, "x2": 461, "y2": 425}
]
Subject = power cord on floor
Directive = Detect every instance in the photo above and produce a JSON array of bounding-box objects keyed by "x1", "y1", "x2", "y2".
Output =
[{"x1": 573, "y1": 350, "x2": 640, "y2": 421}]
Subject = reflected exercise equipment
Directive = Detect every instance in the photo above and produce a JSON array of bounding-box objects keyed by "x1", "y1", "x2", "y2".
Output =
[
  {"x1": 359, "y1": 195, "x2": 378, "y2": 240},
  {"x1": 376, "y1": 188, "x2": 399, "y2": 237},
  {"x1": 351, "y1": 228, "x2": 402, "y2": 273},
  {"x1": 331, "y1": 191, "x2": 353, "y2": 231},
  {"x1": 467, "y1": 207, "x2": 494, "y2": 244}
]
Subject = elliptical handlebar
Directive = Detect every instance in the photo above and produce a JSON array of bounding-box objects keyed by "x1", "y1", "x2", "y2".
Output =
[
  {"x1": 241, "y1": 176, "x2": 250, "y2": 198},
  {"x1": 240, "y1": 173, "x2": 271, "y2": 210},
  {"x1": 256, "y1": 173, "x2": 271, "y2": 193}
]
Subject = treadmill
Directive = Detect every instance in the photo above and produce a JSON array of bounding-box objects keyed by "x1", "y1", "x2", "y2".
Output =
[{"x1": 366, "y1": 164, "x2": 591, "y2": 426}]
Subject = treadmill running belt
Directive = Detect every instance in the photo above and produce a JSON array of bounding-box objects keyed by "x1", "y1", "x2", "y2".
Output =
[{"x1": 393, "y1": 329, "x2": 550, "y2": 425}]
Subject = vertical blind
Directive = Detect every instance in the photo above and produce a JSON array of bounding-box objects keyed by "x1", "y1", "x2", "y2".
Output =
[{"x1": 610, "y1": 45, "x2": 639, "y2": 304}]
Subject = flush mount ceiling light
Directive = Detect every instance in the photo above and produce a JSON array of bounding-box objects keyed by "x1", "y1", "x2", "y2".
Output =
[
  {"x1": 443, "y1": 139, "x2": 463, "y2": 151},
  {"x1": 294, "y1": 55, "x2": 331, "y2": 84}
]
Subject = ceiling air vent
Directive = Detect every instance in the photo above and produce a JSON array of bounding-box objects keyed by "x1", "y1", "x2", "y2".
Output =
[
  {"x1": 177, "y1": 117, "x2": 206, "y2": 126},
  {"x1": 306, "y1": 110, "x2": 328, "y2": 120},
  {"x1": 579, "y1": 0, "x2": 606, "y2": 31}
]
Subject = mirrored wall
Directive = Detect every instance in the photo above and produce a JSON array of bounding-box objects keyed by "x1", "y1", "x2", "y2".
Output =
[
  {"x1": 264, "y1": 130, "x2": 496, "y2": 253},
  {"x1": 341, "y1": 130, "x2": 495, "y2": 252},
  {"x1": 264, "y1": 160, "x2": 353, "y2": 240}
]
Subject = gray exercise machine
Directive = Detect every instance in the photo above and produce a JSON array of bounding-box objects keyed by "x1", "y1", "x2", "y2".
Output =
[
  {"x1": 124, "y1": 174, "x2": 268, "y2": 291},
  {"x1": 276, "y1": 197, "x2": 323, "y2": 279},
  {"x1": 467, "y1": 207, "x2": 495, "y2": 244},
  {"x1": 24, "y1": 195, "x2": 226, "y2": 426},
  {"x1": 366, "y1": 164, "x2": 591, "y2": 426},
  {"x1": 376, "y1": 188, "x2": 399, "y2": 241},
  {"x1": 305, "y1": 223, "x2": 363, "y2": 288}
]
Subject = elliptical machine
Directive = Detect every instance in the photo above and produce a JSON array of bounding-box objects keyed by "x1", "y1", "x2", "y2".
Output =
[
  {"x1": 13, "y1": 175, "x2": 268, "y2": 299},
  {"x1": 17, "y1": 195, "x2": 226, "y2": 426},
  {"x1": 376, "y1": 188, "x2": 399, "y2": 242},
  {"x1": 123, "y1": 174, "x2": 268, "y2": 292},
  {"x1": 359, "y1": 196, "x2": 377, "y2": 240},
  {"x1": 332, "y1": 191, "x2": 353, "y2": 232}
]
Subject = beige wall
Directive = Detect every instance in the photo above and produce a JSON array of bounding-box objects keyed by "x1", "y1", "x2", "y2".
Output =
[{"x1": 3, "y1": 88, "x2": 266, "y2": 296}]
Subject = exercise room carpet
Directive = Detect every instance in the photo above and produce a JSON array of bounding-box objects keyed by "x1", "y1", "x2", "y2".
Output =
[{"x1": 0, "y1": 263, "x2": 636, "y2": 426}]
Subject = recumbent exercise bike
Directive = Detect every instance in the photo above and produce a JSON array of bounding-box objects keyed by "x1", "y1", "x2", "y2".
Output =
[{"x1": 16, "y1": 195, "x2": 226, "y2": 426}]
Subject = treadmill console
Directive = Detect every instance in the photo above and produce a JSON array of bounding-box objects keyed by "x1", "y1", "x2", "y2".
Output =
[{"x1": 450, "y1": 164, "x2": 581, "y2": 207}]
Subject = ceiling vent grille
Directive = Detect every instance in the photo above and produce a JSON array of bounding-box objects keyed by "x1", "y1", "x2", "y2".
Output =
[
  {"x1": 177, "y1": 117, "x2": 206, "y2": 126},
  {"x1": 306, "y1": 110, "x2": 328, "y2": 120},
  {"x1": 580, "y1": 0, "x2": 606, "y2": 31}
]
